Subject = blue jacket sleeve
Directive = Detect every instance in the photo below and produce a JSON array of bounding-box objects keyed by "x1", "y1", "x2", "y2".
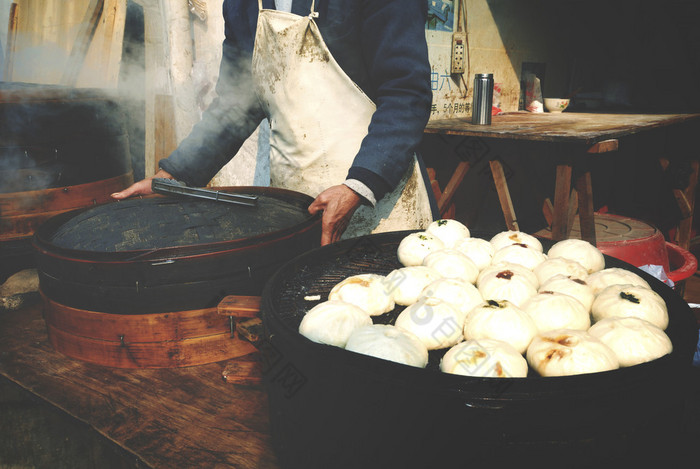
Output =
[
  {"x1": 343, "y1": 0, "x2": 433, "y2": 200},
  {"x1": 159, "y1": 1, "x2": 267, "y2": 187}
]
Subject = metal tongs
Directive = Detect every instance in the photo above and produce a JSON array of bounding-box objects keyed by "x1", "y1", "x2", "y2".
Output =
[{"x1": 151, "y1": 178, "x2": 258, "y2": 207}]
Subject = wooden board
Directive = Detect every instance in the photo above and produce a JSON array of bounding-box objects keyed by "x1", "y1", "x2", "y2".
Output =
[
  {"x1": 154, "y1": 94, "x2": 177, "y2": 171},
  {"x1": 3, "y1": 2, "x2": 19, "y2": 80},
  {"x1": 425, "y1": 112, "x2": 700, "y2": 146},
  {"x1": 60, "y1": 0, "x2": 104, "y2": 86},
  {"x1": 0, "y1": 300, "x2": 279, "y2": 468}
]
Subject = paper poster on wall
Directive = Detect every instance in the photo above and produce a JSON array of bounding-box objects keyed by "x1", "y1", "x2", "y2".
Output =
[
  {"x1": 425, "y1": 0, "x2": 470, "y2": 121},
  {"x1": 426, "y1": 0, "x2": 454, "y2": 32}
]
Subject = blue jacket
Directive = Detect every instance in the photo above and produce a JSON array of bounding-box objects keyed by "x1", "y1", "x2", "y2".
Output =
[{"x1": 160, "y1": 0, "x2": 432, "y2": 201}]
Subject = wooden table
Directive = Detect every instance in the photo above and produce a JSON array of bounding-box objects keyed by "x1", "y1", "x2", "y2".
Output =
[
  {"x1": 425, "y1": 112, "x2": 700, "y2": 246},
  {"x1": 0, "y1": 298, "x2": 279, "y2": 468}
]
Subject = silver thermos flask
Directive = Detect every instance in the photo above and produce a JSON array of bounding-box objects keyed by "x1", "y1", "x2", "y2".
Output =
[{"x1": 471, "y1": 73, "x2": 494, "y2": 125}]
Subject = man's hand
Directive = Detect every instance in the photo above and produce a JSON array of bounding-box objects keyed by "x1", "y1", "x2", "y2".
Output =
[
  {"x1": 111, "y1": 169, "x2": 174, "y2": 200},
  {"x1": 308, "y1": 184, "x2": 362, "y2": 246}
]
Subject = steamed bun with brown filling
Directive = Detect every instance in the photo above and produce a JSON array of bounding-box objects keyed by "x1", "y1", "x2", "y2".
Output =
[
  {"x1": 425, "y1": 218, "x2": 470, "y2": 248},
  {"x1": 397, "y1": 232, "x2": 445, "y2": 266},
  {"x1": 477, "y1": 267, "x2": 538, "y2": 307},
  {"x1": 533, "y1": 257, "x2": 589, "y2": 285},
  {"x1": 395, "y1": 297, "x2": 464, "y2": 350},
  {"x1": 491, "y1": 243, "x2": 547, "y2": 270},
  {"x1": 539, "y1": 274, "x2": 595, "y2": 312},
  {"x1": 586, "y1": 267, "x2": 651, "y2": 296},
  {"x1": 422, "y1": 248, "x2": 479, "y2": 283},
  {"x1": 345, "y1": 324, "x2": 429, "y2": 368},
  {"x1": 385, "y1": 266, "x2": 442, "y2": 306},
  {"x1": 463, "y1": 299, "x2": 538, "y2": 354},
  {"x1": 328, "y1": 273, "x2": 395, "y2": 316},
  {"x1": 588, "y1": 316, "x2": 673, "y2": 367},
  {"x1": 490, "y1": 230, "x2": 543, "y2": 252},
  {"x1": 440, "y1": 339, "x2": 529, "y2": 378},
  {"x1": 298, "y1": 300, "x2": 372, "y2": 348},
  {"x1": 591, "y1": 284, "x2": 669, "y2": 330},
  {"x1": 478, "y1": 262, "x2": 539, "y2": 289},
  {"x1": 526, "y1": 329, "x2": 619, "y2": 376},
  {"x1": 547, "y1": 239, "x2": 605, "y2": 274}
]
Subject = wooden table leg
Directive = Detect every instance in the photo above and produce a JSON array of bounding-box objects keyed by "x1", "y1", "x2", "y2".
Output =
[
  {"x1": 575, "y1": 170, "x2": 596, "y2": 245},
  {"x1": 566, "y1": 189, "x2": 579, "y2": 238},
  {"x1": 675, "y1": 159, "x2": 699, "y2": 251},
  {"x1": 437, "y1": 160, "x2": 471, "y2": 217},
  {"x1": 489, "y1": 159, "x2": 519, "y2": 231},
  {"x1": 551, "y1": 164, "x2": 572, "y2": 240}
]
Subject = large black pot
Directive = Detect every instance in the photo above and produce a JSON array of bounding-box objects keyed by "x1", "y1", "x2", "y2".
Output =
[
  {"x1": 0, "y1": 83, "x2": 131, "y2": 191},
  {"x1": 33, "y1": 187, "x2": 320, "y2": 314},
  {"x1": 0, "y1": 83, "x2": 133, "y2": 282},
  {"x1": 261, "y1": 231, "x2": 699, "y2": 469}
]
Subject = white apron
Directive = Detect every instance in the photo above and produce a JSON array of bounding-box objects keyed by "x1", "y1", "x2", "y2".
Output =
[{"x1": 251, "y1": 0, "x2": 433, "y2": 239}]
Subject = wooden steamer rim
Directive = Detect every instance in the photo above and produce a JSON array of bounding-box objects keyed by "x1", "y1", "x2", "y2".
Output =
[
  {"x1": 0, "y1": 172, "x2": 133, "y2": 242},
  {"x1": 42, "y1": 293, "x2": 260, "y2": 368}
]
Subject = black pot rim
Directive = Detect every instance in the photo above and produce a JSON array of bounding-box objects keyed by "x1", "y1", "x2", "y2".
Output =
[{"x1": 32, "y1": 186, "x2": 321, "y2": 263}]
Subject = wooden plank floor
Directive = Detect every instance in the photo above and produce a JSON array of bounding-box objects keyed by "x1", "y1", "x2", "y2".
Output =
[{"x1": 0, "y1": 299, "x2": 279, "y2": 469}]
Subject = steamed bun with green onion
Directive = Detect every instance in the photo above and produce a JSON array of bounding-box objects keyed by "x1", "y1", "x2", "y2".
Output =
[
  {"x1": 591, "y1": 284, "x2": 668, "y2": 329},
  {"x1": 397, "y1": 231, "x2": 445, "y2": 266},
  {"x1": 426, "y1": 218, "x2": 470, "y2": 248}
]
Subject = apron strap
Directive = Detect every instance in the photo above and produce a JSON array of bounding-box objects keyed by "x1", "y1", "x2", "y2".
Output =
[
  {"x1": 258, "y1": 0, "x2": 262, "y2": 10},
  {"x1": 309, "y1": 0, "x2": 317, "y2": 17}
]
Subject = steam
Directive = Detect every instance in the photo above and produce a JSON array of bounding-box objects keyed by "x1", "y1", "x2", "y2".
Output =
[
  {"x1": 0, "y1": 146, "x2": 61, "y2": 193},
  {"x1": 0, "y1": 0, "x2": 263, "y2": 195}
]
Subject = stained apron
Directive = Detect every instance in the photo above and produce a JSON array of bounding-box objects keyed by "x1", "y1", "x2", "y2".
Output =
[{"x1": 251, "y1": 0, "x2": 434, "y2": 239}]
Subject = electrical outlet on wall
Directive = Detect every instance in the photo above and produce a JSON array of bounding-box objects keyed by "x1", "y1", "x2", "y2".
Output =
[{"x1": 451, "y1": 31, "x2": 467, "y2": 74}]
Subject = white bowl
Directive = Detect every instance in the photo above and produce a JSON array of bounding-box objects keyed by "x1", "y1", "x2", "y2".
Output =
[{"x1": 544, "y1": 98, "x2": 570, "y2": 113}]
